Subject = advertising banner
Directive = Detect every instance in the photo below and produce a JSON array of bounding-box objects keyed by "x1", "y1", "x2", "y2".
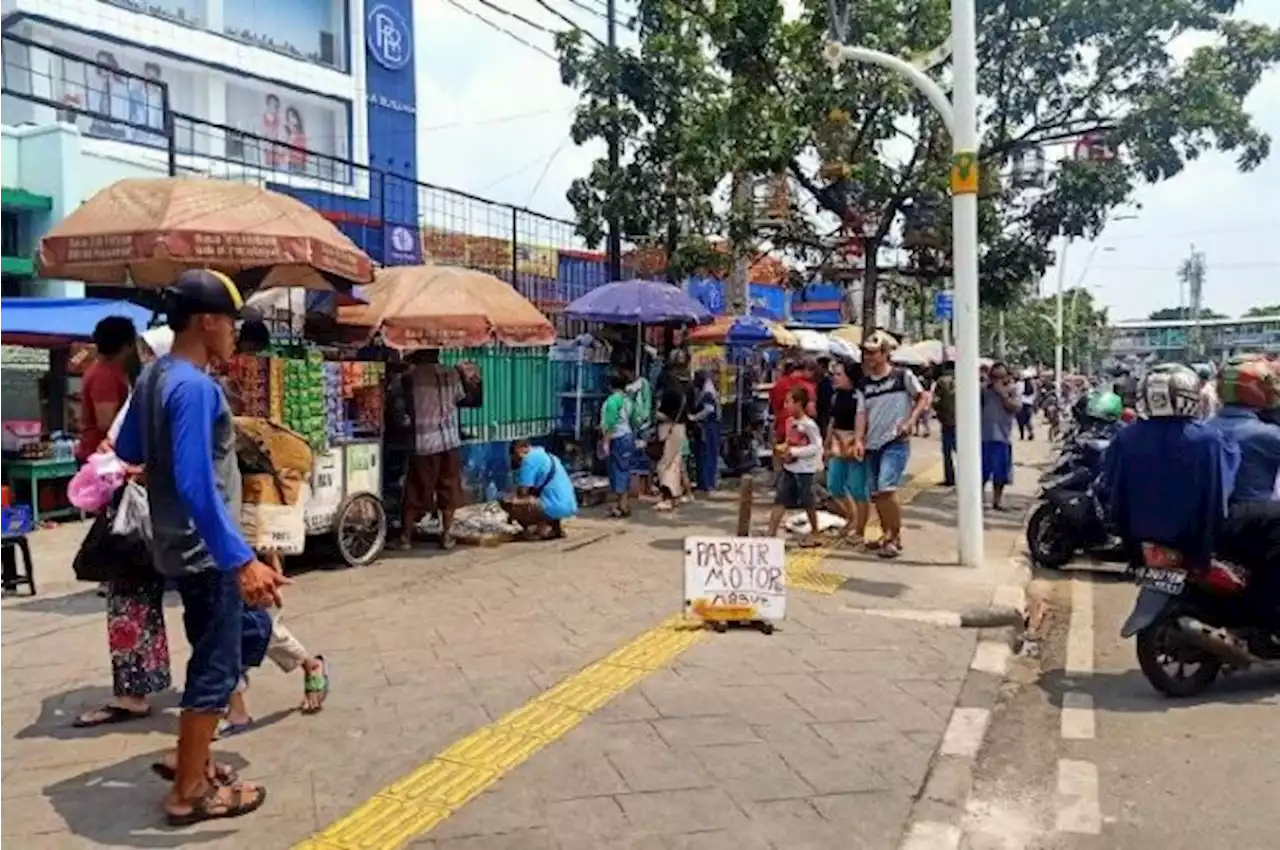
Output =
[{"x1": 99, "y1": 0, "x2": 349, "y2": 72}]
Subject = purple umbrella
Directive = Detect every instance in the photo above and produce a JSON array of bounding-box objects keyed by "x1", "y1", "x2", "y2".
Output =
[{"x1": 564, "y1": 279, "x2": 713, "y2": 325}]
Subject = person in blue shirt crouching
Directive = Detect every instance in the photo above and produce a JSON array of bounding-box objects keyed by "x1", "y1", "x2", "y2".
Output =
[{"x1": 502, "y1": 440, "x2": 578, "y2": 540}]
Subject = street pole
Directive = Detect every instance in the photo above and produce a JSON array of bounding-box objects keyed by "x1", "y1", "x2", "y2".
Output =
[
  {"x1": 605, "y1": 0, "x2": 623, "y2": 282},
  {"x1": 1054, "y1": 237, "x2": 1069, "y2": 398},
  {"x1": 949, "y1": 0, "x2": 983, "y2": 569},
  {"x1": 823, "y1": 0, "x2": 982, "y2": 568}
]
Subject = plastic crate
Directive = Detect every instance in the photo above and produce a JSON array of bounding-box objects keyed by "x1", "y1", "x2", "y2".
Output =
[{"x1": 2, "y1": 504, "x2": 35, "y2": 536}]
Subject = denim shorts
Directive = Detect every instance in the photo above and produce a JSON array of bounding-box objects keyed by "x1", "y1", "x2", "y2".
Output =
[
  {"x1": 175, "y1": 569, "x2": 271, "y2": 713},
  {"x1": 866, "y1": 439, "x2": 910, "y2": 494},
  {"x1": 827, "y1": 457, "x2": 870, "y2": 503},
  {"x1": 607, "y1": 433, "x2": 635, "y2": 494},
  {"x1": 981, "y1": 440, "x2": 1014, "y2": 486}
]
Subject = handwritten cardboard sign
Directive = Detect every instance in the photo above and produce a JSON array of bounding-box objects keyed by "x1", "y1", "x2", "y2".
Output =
[{"x1": 683, "y1": 536, "x2": 786, "y2": 623}]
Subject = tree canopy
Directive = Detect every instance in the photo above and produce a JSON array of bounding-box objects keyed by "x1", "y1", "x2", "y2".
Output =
[
  {"x1": 1146, "y1": 306, "x2": 1226, "y2": 320},
  {"x1": 559, "y1": 0, "x2": 1280, "y2": 322},
  {"x1": 1242, "y1": 303, "x2": 1280, "y2": 317},
  {"x1": 985, "y1": 287, "x2": 1110, "y2": 370}
]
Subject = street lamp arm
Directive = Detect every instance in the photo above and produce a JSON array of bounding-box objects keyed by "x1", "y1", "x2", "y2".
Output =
[{"x1": 823, "y1": 42, "x2": 956, "y2": 137}]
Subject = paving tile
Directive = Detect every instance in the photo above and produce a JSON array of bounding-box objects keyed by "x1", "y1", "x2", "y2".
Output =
[
  {"x1": 653, "y1": 716, "x2": 761, "y2": 749},
  {"x1": 615, "y1": 787, "x2": 749, "y2": 835},
  {"x1": 545, "y1": 796, "x2": 632, "y2": 845}
]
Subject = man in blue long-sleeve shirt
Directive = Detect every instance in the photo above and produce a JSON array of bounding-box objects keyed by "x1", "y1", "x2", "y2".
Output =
[
  {"x1": 116, "y1": 270, "x2": 286, "y2": 825},
  {"x1": 1105, "y1": 365, "x2": 1238, "y2": 566}
]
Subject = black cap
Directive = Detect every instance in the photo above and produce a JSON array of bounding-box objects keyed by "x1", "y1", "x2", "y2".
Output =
[{"x1": 165, "y1": 269, "x2": 245, "y2": 318}]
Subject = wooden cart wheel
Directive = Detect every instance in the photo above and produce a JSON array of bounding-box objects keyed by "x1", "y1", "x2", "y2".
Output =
[{"x1": 333, "y1": 492, "x2": 387, "y2": 567}]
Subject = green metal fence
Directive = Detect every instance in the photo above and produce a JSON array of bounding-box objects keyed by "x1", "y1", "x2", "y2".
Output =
[{"x1": 440, "y1": 347, "x2": 554, "y2": 444}]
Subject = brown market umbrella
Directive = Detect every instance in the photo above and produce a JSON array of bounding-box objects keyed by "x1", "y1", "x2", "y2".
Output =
[
  {"x1": 37, "y1": 177, "x2": 374, "y2": 290},
  {"x1": 340, "y1": 264, "x2": 555, "y2": 349}
]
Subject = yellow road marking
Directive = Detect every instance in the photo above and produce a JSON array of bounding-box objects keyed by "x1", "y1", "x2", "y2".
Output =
[
  {"x1": 297, "y1": 616, "x2": 704, "y2": 850},
  {"x1": 299, "y1": 460, "x2": 943, "y2": 849}
]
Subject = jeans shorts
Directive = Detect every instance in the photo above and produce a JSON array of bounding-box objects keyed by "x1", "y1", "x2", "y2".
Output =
[
  {"x1": 607, "y1": 433, "x2": 635, "y2": 494},
  {"x1": 775, "y1": 470, "x2": 816, "y2": 509},
  {"x1": 827, "y1": 457, "x2": 870, "y2": 503},
  {"x1": 866, "y1": 439, "x2": 910, "y2": 494},
  {"x1": 175, "y1": 569, "x2": 271, "y2": 713}
]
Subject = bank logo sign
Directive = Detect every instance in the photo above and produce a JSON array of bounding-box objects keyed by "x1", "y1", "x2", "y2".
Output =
[{"x1": 367, "y1": 4, "x2": 412, "y2": 71}]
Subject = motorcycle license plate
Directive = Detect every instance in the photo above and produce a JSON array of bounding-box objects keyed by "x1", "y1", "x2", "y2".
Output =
[{"x1": 1131, "y1": 565, "x2": 1187, "y2": 595}]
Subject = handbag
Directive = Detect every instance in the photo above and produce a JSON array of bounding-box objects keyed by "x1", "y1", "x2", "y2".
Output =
[{"x1": 72, "y1": 487, "x2": 155, "y2": 584}]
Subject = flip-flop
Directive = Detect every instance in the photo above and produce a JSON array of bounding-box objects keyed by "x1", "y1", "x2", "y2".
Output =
[
  {"x1": 215, "y1": 718, "x2": 255, "y2": 739},
  {"x1": 73, "y1": 705, "x2": 152, "y2": 728},
  {"x1": 165, "y1": 782, "x2": 267, "y2": 827},
  {"x1": 302, "y1": 656, "x2": 330, "y2": 714}
]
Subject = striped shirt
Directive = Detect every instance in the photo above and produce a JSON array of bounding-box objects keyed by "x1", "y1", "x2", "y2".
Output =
[{"x1": 412, "y1": 364, "x2": 465, "y2": 456}]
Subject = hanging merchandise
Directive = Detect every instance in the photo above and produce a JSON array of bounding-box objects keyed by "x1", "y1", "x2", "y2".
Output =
[
  {"x1": 281, "y1": 354, "x2": 327, "y2": 450},
  {"x1": 224, "y1": 355, "x2": 270, "y2": 418}
]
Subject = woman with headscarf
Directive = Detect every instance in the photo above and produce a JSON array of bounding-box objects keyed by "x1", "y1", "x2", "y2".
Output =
[
  {"x1": 653, "y1": 352, "x2": 692, "y2": 511},
  {"x1": 74, "y1": 326, "x2": 175, "y2": 728},
  {"x1": 690, "y1": 366, "x2": 723, "y2": 492}
]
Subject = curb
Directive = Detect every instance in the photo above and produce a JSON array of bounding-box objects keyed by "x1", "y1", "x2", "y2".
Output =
[{"x1": 897, "y1": 552, "x2": 1034, "y2": 850}]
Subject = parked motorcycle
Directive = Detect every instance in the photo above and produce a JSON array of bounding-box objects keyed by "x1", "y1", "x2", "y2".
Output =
[
  {"x1": 1027, "y1": 437, "x2": 1126, "y2": 568},
  {"x1": 1121, "y1": 542, "x2": 1280, "y2": 697}
]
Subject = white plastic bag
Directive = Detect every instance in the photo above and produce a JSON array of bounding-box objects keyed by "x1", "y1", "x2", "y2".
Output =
[{"x1": 111, "y1": 480, "x2": 152, "y2": 544}]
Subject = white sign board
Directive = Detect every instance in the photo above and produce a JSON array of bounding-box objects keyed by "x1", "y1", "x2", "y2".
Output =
[
  {"x1": 683, "y1": 536, "x2": 787, "y2": 623},
  {"x1": 305, "y1": 448, "x2": 345, "y2": 533}
]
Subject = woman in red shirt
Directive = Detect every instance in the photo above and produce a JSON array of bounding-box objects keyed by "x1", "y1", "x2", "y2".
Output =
[{"x1": 76, "y1": 317, "x2": 137, "y2": 462}]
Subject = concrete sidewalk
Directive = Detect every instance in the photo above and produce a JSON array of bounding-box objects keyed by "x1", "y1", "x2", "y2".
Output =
[{"x1": 1, "y1": 435, "x2": 1050, "y2": 849}]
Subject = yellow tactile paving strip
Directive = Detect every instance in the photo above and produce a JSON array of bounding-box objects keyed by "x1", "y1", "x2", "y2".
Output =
[{"x1": 298, "y1": 461, "x2": 943, "y2": 849}]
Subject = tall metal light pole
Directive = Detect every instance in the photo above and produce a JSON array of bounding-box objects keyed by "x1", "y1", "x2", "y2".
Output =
[
  {"x1": 605, "y1": 0, "x2": 623, "y2": 282},
  {"x1": 824, "y1": 0, "x2": 984, "y2": 568}
]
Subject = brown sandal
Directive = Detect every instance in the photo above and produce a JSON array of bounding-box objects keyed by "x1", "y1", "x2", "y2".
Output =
[{"x1": 165, "y1": 781, "x2": 267, "y2": 826}]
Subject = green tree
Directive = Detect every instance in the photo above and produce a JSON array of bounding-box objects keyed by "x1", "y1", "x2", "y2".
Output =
[
  {"x1": 1146, "y1": 306, "x2": 1226, "y2": 320},
  {"x1": 559, "y1": 0, "x2": 1280, "y2": 324},
  {"x1": 1243, "y1": 304, "x2": 1280, "y2": 317},
  {"x1": 988, "y1": 288, "x2": 1110, "y2": 370}
]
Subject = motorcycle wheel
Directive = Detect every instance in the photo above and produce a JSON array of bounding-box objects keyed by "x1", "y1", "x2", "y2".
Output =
[
  {"x1": 1135, "y1": 619, "x2": 1221, "y2": 698},
  {"x1": 1027, "y1": 503, "x2": 1074, "y2": 569}
]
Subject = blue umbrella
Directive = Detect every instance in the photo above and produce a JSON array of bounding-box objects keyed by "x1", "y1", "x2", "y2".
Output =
[
  {"x1": 564, "y1": 279, "x2": 712, "y2": 325},
  {"x1": 725, "y1": 316, "x2": 778, "y2": 346}
]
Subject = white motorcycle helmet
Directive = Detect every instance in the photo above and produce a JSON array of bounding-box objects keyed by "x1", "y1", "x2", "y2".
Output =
[{"x1": 1141, "y1": 363, "x2": 1202, "y2": 418}]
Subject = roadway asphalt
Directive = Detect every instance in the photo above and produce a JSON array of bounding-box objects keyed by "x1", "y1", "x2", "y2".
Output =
[{"x1": 962, "y1": 564, "x2": 1280, "y2": 850}]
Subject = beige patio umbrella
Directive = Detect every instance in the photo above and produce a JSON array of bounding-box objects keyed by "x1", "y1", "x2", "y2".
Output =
[
  {"x1": 828, "y1": 324, "x2": 863, "y2": 346},
  {"x1": 340, "y1": 264, "x2": 555, "y2": 349},
  {"x1": 37, "y1": 177, "x2": 374, "y2": 290}
]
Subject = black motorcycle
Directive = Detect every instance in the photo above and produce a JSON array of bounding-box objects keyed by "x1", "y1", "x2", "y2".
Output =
[
  {"x1": 1027, "y1": 438, "x2": 1126, "y2": 569},
  {"x1": 1121, "y1": 542, "x2": 1280, "y2": 697}
]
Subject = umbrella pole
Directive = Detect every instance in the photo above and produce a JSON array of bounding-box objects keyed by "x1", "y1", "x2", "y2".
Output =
[{"x1": 634, "y1": 324, "x2": 642, "y2": 376}]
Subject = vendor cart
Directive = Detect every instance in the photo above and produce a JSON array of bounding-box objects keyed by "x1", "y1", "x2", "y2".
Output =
[{"x1": 302, "y1": 437, "x2": 387, "y2": 567}]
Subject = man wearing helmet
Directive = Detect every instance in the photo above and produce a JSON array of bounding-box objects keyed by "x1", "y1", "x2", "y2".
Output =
[
  {"x1": 1206, "y1": 358, "x2": 1280, "y2": 575},
  {"x1": 1104, "y1": 364, "x2": 1239, "y2": 567}
]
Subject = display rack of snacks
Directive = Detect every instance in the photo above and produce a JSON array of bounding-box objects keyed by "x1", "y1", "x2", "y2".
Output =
[
  {"x1": 224, "y1": 355, "x2": 270, "y2": 418},
  {"x1": 282, "y1": 354, "x2": 327, "y2": 449},
  {"x1": 268, "y1": 357, "x2": 286, "y2": 424},
  {"x1": 323, "y1": 361, "x2": 347, "y2": 441}
]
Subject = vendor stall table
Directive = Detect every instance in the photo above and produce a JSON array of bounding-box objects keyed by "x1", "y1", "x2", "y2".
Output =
[{"x1": 3, "y1": 458, "x2": 81, "y2": 524}]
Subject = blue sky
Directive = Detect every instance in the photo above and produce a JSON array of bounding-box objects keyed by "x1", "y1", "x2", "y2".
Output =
[{"x1": 413, "y1": 0, "x2": 1279, "y2": 319}]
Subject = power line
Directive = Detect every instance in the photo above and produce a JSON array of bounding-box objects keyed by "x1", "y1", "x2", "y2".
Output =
[
  {"x1": 528, "y1": 138, "x2": 571, "y2": 204},
  {"x1": 531, "y1": 0, "x2": 606, "y2": 45},
  {"x1": 470, "y1": 0, "x2": 557, "y2": 34},
  {"x1": 440, "y1": 0, "x2": 559, "y2": 61},
  {"x1": 1093, "y1": 261, "x2": 1280, "y2": 272},
  {"x1": 476, "y1": 137, "x2": 573, "y2": 192},
  {"x1": 420, "y1": 107, "x2": 572, "y2": 133}
]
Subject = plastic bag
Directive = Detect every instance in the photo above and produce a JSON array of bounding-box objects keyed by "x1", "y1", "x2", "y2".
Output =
[
  {"x1": 111, "y1": 480, "x2": 152, "y2": 544},
  {"x1": 67, "y1": 453, "x2": 126, "y2": 512}
]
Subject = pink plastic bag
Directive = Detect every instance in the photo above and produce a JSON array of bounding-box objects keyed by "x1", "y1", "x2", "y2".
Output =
[{"x1": 67, "y1": 454, "x2": 126, "y2": 512}]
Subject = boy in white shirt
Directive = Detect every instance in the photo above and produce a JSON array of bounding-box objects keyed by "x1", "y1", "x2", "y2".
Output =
[{"x1": 766, "y1": 387, "x2": 824, "y2": 546}]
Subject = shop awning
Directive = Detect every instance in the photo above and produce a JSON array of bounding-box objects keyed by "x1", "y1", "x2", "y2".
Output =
[{"x1": 1, "y1": 297, "x2": 154, "y2": 347}]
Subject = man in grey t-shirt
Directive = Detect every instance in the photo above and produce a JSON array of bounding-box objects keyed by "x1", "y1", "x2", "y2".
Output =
[
  {"x1": 854, "y1": 331, "x2": 928, "y2": 558},
  {"x1": 981, "y1": 362, "x2": 1021, "y2": 510}
]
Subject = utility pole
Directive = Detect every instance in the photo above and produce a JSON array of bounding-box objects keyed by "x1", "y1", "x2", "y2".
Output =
[
  {"x1": 606, "y1": 0, "x2": 623, "y2": 282},
  {"x1": 1182, "y1": 245, "x2": 1206, "y2": 359}
]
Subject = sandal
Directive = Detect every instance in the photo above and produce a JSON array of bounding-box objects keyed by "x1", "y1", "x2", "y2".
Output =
[
  {"x1": 73, "y1": 704, "x2": 151, "y2": 728},
  {"x1": 165, "y1": 781, "x2": 267, "y2": 827},
  {"x1": 878, "y1": 540, "x2": 902, "y2": 559},
  {"x1": 215, "y1": 718, "x2": 255, "y2": 739},
  {"x1": 151, "y1": 758, "x2": 239, "y2": 785},
  {"x1": 301, "y1": 656, "x2": 330, "y2": 714}
]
